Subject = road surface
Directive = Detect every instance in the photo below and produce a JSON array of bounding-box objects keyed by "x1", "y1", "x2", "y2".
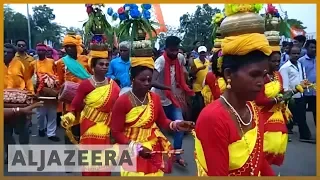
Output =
[{"x1": 4, "y1": 112, "x2": 316, "y2": 176}]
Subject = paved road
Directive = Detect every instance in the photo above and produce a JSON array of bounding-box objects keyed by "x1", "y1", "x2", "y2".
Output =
[{"x1": 4, "y1": 112, "x2": 316, "y2": 176}]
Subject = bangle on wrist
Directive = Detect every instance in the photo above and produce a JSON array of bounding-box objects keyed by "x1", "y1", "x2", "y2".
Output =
[{"x1": 169, "y1": 121, "x2": 174, "y2": 130}]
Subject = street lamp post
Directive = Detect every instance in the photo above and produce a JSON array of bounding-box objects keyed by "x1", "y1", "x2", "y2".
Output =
[{"x1": 26, "y1": 4, "x2": 32, "y2": 49}]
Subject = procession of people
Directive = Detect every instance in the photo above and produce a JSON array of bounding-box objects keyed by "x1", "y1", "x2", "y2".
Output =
[{"x1": 4, "y1": 3, "x2": 316, "y2": 176}]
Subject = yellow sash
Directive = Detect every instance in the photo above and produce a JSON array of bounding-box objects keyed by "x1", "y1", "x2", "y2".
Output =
[{"x1": 262, "y1": 80, "x2": 289, "y2": 155}]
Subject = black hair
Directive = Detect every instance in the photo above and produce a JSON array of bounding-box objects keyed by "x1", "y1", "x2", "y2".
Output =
[
  {"x1": 90, "y1": 58, "x2": 99, "y2": 68},
  {"x1": 287, "y1": 44, "x2": 301, "y2": 54},
  {"x1": 4, "y1": 43, "x2": 17, "y2": 54},
  {"x1": 130, "y1": 66, "x2": 153, "y2": 80},
  {"x1": 305, "y1": 39, "x2": 316, "y2": 48},
  {"x1": 15, "y1": 39, "x2": 27, "y2": 45},
  {"x1": 193, "y1": 41, "x2": 200, "y2": 46},
  {"x1": 222, "y1": 50, "x2": 269, "y2": 73},
  {"x1": 90, "y1": 57, "x2": 108, "y2": 69},
  {"x1": 165, "y1": 36, "x2": 181, "y2": 48},
  {"x1": 294, "y1": 35, "x2": 307, "y2": 43},
  {"x1": 270, "y1": 51, "x2": 281, "y2": 57},
  {"x1": 211, "y1": 50, "x2": 223, "y2": 77},
  {"x1": 179, "y1": 46, "x2": 185, "y2": 52},
  {"x1": 282, "y1": 41, "x2": 288, "y2": 46}
]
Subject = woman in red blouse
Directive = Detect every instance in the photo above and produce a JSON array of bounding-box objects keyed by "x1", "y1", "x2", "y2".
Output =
[
  {"x1": 193, "y1": 6, "x2": 275, "y2": 174},
  {"x1": 110, "y1": 57, "x2": 194, "y2": 176},
  {"x1": 61, "y1": 50, "x2": 120, "y2": 176},
  {"x1": 201, "y1": 51, "x2": 224, "y2": 105}
]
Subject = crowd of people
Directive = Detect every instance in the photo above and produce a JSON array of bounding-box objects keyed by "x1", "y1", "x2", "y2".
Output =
[{"x1": 3, "y1": 8, "x2": 317, "y2": 177}]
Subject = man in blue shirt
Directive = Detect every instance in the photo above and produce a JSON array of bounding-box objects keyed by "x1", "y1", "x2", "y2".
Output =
[
  {"x1": 299, "y1": 39, "x2": 316, "y2": 126},
  {"x1": 106, "y1": 41, "x2": 131, "y2": 90}
]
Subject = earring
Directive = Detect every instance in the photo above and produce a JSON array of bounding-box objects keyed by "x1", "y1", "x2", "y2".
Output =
[{"x1": 226, "y1": 79, "x2": 231, "y2": 89}]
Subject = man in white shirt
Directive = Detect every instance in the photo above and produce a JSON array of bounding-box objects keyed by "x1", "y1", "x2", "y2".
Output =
[
  {"x1": 152, "y1": 36, "x2": 195, "y2": 167},
  {"x1": 279, "y1": 45, "x2": 314, "y2": 143}
]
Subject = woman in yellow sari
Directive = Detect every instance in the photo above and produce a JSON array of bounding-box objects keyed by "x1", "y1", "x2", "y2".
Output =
[
  {"x1": 255, "y1": 46, "x2": 294, "y2": 166},
  {"x1": 61, "y1": 49, "x2": 120, "y2": 176},
  {"x1": 110, "y1": 57, "x2": 194, "y2": 176}
]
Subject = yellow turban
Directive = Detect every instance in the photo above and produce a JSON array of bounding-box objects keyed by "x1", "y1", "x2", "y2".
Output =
[
  {"x1": 222, "y1": 33, "x2": 272, "y2": 56},
  {"x1": 63, "y1": 34, "x2": 83, "y2": 55},
  {"x1": 270, "y1": 46, "x2": 281, "y2": 52},
  {"x1": 131, "y1": 57, "x2": 154, "y2": 69},
  {"x1": 88, "y1": 50, "x2": 109, "y2": 67}
]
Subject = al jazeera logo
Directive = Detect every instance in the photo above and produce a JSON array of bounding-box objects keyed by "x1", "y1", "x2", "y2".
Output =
[{"x1": 7, "y1": 145, "x2": 137, "y2": 172}]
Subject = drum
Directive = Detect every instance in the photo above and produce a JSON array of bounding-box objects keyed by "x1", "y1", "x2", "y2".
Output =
[
  {"x1": 36, "y1": 74, "x2": 59, "y2": 97},
  {"x1": 58, "y1": 81, "x2": 80, "y2": 104},
  {"x1": 4, "y1": 89, "x2": 33, "y2": 107}
]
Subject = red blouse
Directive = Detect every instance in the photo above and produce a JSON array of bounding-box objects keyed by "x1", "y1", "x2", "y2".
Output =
[
  {"x1": 70, "y1": 79, "x2": 95, "y2": 112},
  {"x1": 195, "y1": 100, "x2": 275, "y2": 176},
  {"x1": 205, "y1": 72, "x2": 221, "y2": 100},
  {"x1": 110, "y1": 92, "x2": 172, "y2": 144}
]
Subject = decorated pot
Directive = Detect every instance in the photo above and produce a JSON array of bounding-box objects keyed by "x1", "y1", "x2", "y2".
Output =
[
  {"x1": 220, "y1": 12, "x2": 265, "y2": 37},
  {"x1": 137, "y1": 29, "x2": 147, "y2": 41},
  {"x1": 271, "y1": 17, "x2": 280, "y2": 25}
]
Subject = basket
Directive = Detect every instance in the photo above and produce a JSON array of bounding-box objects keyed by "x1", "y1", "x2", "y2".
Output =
[
  {"x1": 132, "y1": 48, "x2": 153, "y2": 57},
  {"x1": 220, "y1": 12, "x2": 265, "y2": 37},
  {"x1": 4, "y1": 89, "x2": 33, "y2": 106}
]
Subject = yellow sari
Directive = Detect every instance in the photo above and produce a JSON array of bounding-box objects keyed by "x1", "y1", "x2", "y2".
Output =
[
  {"x1": 259, "y1": 73, "x2": 291, "y2": 165},
  {"x1": 121, "y1": 93, "x2": 172, "y2": 176}
]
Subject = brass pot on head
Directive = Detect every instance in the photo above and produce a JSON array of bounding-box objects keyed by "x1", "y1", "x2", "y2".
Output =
[{"x1": 220, "y1": 12, "x2": 265, "y2": 37}]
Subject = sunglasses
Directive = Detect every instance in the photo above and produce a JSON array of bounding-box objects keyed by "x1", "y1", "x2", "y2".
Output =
[{"x1": 17, "y1": 44, "x2": 26, "y2": 47}]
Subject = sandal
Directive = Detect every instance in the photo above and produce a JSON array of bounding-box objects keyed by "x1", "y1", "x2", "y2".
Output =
[{"x1": 175, "y1": 157, "x2": 188, "y2": 167}]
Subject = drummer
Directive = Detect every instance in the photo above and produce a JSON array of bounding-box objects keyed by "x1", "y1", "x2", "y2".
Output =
[
  {"x1": 30, "y1": 43, "x2": 60, "y2": 142},
  {"x1": 56, "y1": 33, "x2": 91, "y2": 146}
]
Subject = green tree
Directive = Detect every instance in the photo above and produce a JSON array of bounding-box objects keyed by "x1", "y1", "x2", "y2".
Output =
[
  {"x1": 157, "y1": 25, "x2": 182, "y2": 49},
  {"x1": 31, "y1": 5, "x2": 63, "y2": 48},
  {"x1": 178, "y1": 4, "x2": 220, "y2": 51},
  {"x1": 4, "y1": 5, "x2": 29, "y2": 45},
  {"x1": 4, "y1": 5, "x2": 63, "y2": 49}
]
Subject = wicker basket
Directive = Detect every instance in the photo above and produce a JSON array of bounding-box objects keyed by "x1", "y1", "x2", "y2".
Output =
[
  {"x1": 220, "y1": 12, "x2": 265, "y2": 37},
  {"x1": 132, "y1": 48, "x2": 153, "y2": 57}
]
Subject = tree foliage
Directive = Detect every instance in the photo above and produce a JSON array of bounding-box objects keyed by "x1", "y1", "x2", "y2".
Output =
[
  {"x1": 178, "y1": 4, "x2": 220, "y2": 51},
  {"x1": 157, "y1": 25, "x2": 182, "y2": 49},
  {"x1": 4, "y1": 5, "x2": 63, "y2": 49}
]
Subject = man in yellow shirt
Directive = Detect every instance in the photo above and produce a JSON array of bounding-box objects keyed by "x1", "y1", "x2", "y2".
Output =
[
  {"x1": 6, "y1": 40, "x2": 35, "y2": 146},
  {"x1": 31, "y1": 44, "x2": 60, "y2": 142},
  {"x1": 190, "y1": 46, "x2": 210, "y2": 122},
  {"x1": 8, "y1": 40, "x2": 35, "y2": 93}
]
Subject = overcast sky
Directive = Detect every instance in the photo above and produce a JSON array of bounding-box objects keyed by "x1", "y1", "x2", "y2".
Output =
[{"x1": 7, "y1": 4, "x2": 317, "y2": 33}]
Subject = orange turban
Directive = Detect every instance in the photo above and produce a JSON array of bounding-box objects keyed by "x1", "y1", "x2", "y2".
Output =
[
  {"x1": 131, "y1": 57, "x2": 155, "y2": 69},
  {"x1": 62, "y1": 34, "x2": 83, "y2": 55},
  {"x1": 222, "y1": 33, "x2": 272, "y2": 56}
]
